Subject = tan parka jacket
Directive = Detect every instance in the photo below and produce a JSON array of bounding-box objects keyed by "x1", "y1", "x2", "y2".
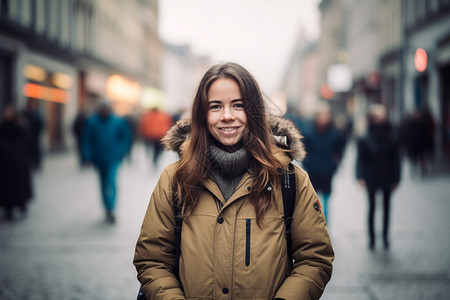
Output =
[{"x1": 134, "y1": 116, "x2": 334, "y2": 300}]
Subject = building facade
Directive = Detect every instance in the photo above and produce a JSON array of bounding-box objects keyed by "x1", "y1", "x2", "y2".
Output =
[
  {"x1": 314, "y1": 0, "x2": 450, "y2": 164},
  {"x1": 317, "y1": 0, "x2": 352, "y2": 121},
  {"x1": 401, "y1": 0, "x2": 450, "y2": 162},
  {"x1": 0, "y1": 0, "x2": 161, "y2": 151},
  {"x1": 377, "y1": 0, "x2": 403, "y2": 124},
  {"x1": 161, "y1": 42, "x2": 210, "y2": 116},
  {"x1": 280, "y1": 32, "x2": 319, "y2": 119}
]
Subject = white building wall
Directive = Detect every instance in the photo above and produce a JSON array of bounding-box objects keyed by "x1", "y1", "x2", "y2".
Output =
[
  {"x1": 161, "y1": 44, "x2": 209, "y2": 115},
  {"x1": 347, "y1": 0, "x2": 378, "y2": 80}
]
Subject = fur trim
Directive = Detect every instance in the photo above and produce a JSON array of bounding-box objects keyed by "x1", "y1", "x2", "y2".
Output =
[
  {"x1": 161, "y1": 115, "x2": 305, "y2": 161},
  {"x1": 161, "y1": 118, "x2": 191, "y2": 155},
  {"x1": 268, "y1": 115, "x2": 305, "y2": 161}
]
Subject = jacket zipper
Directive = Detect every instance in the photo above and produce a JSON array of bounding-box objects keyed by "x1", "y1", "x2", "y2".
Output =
[{"x1": 245, "y1": 219, "x2": 251, "y2": 266}]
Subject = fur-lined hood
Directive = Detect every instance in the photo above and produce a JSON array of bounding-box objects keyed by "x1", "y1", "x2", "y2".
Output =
[{"x1": 161, "y1": 115, "x2": 305, "y2": 161}]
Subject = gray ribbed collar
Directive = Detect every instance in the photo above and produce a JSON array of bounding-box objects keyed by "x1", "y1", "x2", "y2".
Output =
[{"x1": 208, "y1": 143, "x2": 249, "y2": 179}]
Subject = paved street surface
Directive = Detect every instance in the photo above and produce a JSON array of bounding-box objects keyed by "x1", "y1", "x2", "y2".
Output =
[{"x1": 0, "y1": 141, "x2": 449, "y2": 300}]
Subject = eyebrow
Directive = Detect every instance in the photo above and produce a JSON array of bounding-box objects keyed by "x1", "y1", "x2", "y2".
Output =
[{"x1": 208, "y1": 99, "x2": 243, "y2": 103}]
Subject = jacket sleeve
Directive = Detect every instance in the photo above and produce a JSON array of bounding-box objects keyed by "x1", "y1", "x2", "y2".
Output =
[
  {"x1": 117, "y1": 117, "x2": 132, "y2": 159},
  {"x1": 356, "y1": 137, "x2": 365, "y2": 180},
  {"x1": 81, "y1": 118, "x2": 93, "y2": 162},
  {"x1": 274, "y1": 167, "x2": 334, "y2": 300},
  {"x1": 133, "y1": 166, "x2": 185, "y2": 300},
  {"x1": 391, "y1": 138, "x2": 401, "y2": 184}
]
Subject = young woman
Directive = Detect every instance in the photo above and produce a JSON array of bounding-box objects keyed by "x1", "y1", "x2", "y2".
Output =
[{"x1": 134, "y1": 63, "x2": 334, "y2": 299}]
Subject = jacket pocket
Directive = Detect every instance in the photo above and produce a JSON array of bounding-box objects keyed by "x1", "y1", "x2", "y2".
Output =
[{"x1": 245, "y1": 218, "x2": 251, "y2": 266}]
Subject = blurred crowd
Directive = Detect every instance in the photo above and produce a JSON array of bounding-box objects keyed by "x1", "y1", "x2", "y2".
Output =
[
  {"x1": 284, "y1": 101, "x2": 440, "y2": 249},
  {"x1": 0, "y1": 97, "x2": 440, "y2": 238},
  {"x1": 0, "y1": 99, "x2": 183, "y2": 222}
]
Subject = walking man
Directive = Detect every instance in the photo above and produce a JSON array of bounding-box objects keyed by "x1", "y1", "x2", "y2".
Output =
[
  {"x1": 82, "y1": 100, "x2": 131, "y2": 223},
  {"x1": 356, "y1": 104, "x2": 401, "y2": 249}
]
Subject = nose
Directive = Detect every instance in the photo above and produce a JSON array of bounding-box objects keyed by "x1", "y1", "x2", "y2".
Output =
[{"x1": 221, "y1": 106, "x2": 235, "y2": 121}]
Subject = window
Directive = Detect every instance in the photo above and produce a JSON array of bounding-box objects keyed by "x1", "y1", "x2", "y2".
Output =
[{"x1": 35, "y1": 0, "x2": 46, "y2": 34}]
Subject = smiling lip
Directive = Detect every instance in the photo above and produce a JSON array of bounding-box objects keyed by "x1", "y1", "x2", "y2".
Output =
[{"x1": 218, "y1": 127, "x2": 239, "y2": 134}]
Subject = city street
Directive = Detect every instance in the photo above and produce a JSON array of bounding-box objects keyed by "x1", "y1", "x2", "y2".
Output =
[{"x1": 0, "y1": 141, "x2": 449, "y2": 300}]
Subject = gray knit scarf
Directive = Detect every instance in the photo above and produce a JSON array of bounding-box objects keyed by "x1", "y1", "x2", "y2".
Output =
[{"x1": 208, "y1": 143, "x2": 250, "y2": 201}]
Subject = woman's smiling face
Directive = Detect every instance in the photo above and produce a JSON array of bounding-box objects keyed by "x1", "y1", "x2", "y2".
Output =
[{"x1": 207, "y1": 77, "x2": 247, "y2": 148}]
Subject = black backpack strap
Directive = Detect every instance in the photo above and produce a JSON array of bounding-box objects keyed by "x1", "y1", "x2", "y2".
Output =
[
  {"x1": 137, "y1": 288, "x2": 146, "y2": 300},
  {"x1": 281, "y1": 163, "x2": 296, "y2": 269},
  {"x1": 173, "y1": 201, "x2": 183, "y2": 279}
]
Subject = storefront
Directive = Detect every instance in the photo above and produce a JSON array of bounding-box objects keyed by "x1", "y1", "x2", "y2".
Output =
[{"x1": 20, "y1": 51, "x2": 77, "y2": 151}]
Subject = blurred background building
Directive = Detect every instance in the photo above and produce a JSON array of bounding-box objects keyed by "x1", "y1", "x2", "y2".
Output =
[
  {"x1": 0, "y1": 0, "x2": 209, "y2": 153},
  {"x1": 281, "y1": 32, "x2": 319, "y2": 118},
  {"x1": 161, "y1": 42, "x2": 210, "y2": 115},
  {"x1": 279, "y1": 0, "x2": 450, "y2": 167},
  {"x1": 0, "y1": 0, "x2": 160, "y2": 151},
  {"x1": 1, "y1": 0, "x2": 449, "y2": 166}
]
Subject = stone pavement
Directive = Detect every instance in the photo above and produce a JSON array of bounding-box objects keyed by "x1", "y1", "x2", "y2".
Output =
[
  {"x1": 0, "y1": 141, "x2": 449, "y2": 300},
  {"x1": 322, "y1": 143, "x2": 450, "y2": 300}
]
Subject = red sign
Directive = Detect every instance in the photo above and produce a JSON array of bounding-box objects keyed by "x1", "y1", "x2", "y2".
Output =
[{"x1": 414, "y1": 48, "x2": 427, "y2": 72}]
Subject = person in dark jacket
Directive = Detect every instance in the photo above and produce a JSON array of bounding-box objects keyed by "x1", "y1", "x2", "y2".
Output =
[
  {"x1": 302, "y1": 103, "x2": 344, "y2": 222},
  {"x1": 72, "y1": 110, "x2": 88, "y2": 167},
  {"x1": 0, "y1": 106, "x2": 33, "y2": 220},
  {"x1": 356, "y1": 104, "x2": 401, "y2": 250},
  {"x1": 82, "y1": 100, "x2": 132, "y2": 223},
  {"x1": 22, "y1": 99, "x2": 44, "y2": 170}
]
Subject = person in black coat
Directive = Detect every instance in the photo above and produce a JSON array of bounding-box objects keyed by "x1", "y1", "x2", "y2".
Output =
[
  {"x1": 356, "y1": 104, "x2": 401, "y2": 250},
  {"x1": 23, "y1": 99, "x2": 44, "y2": 170},
  {"x1": 0, "y1": 106, "x2": 33, "y2": 220}
]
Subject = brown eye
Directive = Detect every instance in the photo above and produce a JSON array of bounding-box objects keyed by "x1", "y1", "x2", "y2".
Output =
[{"x1": 209, "y1": 104, "x2": 221, "y2": 110}]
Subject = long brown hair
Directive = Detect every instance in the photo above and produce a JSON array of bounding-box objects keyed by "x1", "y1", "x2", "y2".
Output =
[{"x1": 174, "y1": 62, "x2": 283, "y2": 226}]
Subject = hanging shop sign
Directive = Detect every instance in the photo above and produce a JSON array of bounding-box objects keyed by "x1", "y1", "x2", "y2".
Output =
[
  {"x1": 320, "y1": 84, "x2": 334, "y2": 100},
  {"x1": 414, "y1": 48, "x2": 428, "y2": 72}
]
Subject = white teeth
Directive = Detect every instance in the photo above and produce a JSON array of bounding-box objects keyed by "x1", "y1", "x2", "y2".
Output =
[{"x1": 221, "y1": 128, "x2": 235, "y2": 132}]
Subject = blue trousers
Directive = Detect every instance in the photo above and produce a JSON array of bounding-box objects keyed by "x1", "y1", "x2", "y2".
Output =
[
  {"x1": 318, "y1": 192, "x2": 330, "y2": 222},
  {"x1": 96, "y1": 162, "x2": 119, "y2": 212}
]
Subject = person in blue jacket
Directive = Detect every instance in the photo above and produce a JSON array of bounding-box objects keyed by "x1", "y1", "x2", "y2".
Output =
[
  {"x1": 302, "y1": 103, "x2": 344, "y2": 223},
  {"x1": 82, "y1": 100, "x2": 131, "y2": 223}
]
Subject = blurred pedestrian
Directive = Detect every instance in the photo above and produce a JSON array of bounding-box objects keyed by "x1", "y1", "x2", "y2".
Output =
[
  {"x1": 72, "y1": 109, "x2": 87, "y2": 167},
  {"x1": 283, "y1": 105, "x2": 308, "y2": 133},
  {"x1": 22, "y1": 99, "x2": 44, "y2": 170},
  {"x1": 400, "y1": 108, "x2": 435, "y2": 176},
  {"x1": 302, "y1": 102, "x2": 344, "y2": 223},
  {"x1": 138, "y1": 107, "x2": 173, "y2": 169},
  {"x1": 356, "y1": 104, "x2": 401, "y2": 250},
  {"x1": 134, "y1": 62, "x2": 334, "y2": 299},
  {"x1": 82, "y1": 100, "x2": 132, "y2": 223},
  {"x1": 0, "y1": 106, "x2": 33, "y2": 220}
]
